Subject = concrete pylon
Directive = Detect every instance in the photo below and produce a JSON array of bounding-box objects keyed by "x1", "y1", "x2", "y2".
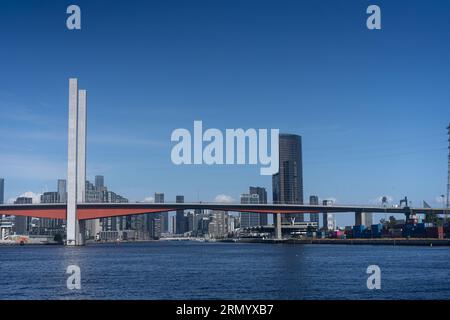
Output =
[
  {"x1": 274, "y1": 213, "x2": 282, "y2": 239},
  {"x1": 66, "y1": 78, "x2": 87, "y2": 246},
  {"x1": 76, "y1": 89, "x2": 87, "y2": 246}
]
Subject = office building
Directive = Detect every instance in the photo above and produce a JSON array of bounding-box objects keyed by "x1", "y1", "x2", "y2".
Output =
[
  {"x1": 272, "y1": 134, "x2": 304, "y2": 224},
  {"x1": 175, "y1": 195, "x2": 186, "y2": 234},
  {"x1": 84, "y1": 177, "x2": 129, "y2": 238},
  {"x1": 13, "y1": 197, "x2": 32, "y2": 234},
  {"x1": 57, "y1": 179, "x2": 67, "y2": 203},
  {"x1": 39, "y1": 190, "x2": 64, "y2": 235},
  {"x1": 155, "y1": 193, "x2": 167, "y2": 233},
  {"x1": 309, "y1": 195, "x2": 319, "y2": 224},
  {"x1": 240, "y1": 193, "x2": 261, "y2": 228},
  {"x1": 249, "y1": 186, "x2": 268, "y2": 226},
  {"x1": 95, "y1": 175, "x2": 105, "y2": 191}
]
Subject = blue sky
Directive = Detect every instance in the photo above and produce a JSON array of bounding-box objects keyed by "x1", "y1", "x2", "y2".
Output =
[{"x1": 0, "y1": 0, "x2": 449, "y2": 226}]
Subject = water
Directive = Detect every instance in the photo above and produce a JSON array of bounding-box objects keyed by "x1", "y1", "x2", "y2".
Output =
[{"x1": 1, "y1": 242, "x2": 449, "y2": 300}]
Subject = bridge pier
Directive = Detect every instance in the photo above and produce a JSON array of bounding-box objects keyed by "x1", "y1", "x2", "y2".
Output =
[
  {"x1": 66, "y1": 78, "x2": 87, "y2": 246},
  {"x1": 354, "y1": 210, "x2": 362, "y2": 226},
  {"x1": 274, "y1": 213, "x2": 282, "y2": 239}
]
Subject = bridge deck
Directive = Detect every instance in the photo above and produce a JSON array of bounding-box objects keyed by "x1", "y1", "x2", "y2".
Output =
[{"x1": 0, "y1": 203, "x2": 448, "y2": 220}]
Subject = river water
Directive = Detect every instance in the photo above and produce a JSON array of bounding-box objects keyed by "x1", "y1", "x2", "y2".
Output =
[{"x1": 1, "y1": 241, "x2": 449, "y2": 300}]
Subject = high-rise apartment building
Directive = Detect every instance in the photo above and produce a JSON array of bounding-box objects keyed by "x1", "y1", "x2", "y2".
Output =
[
  {"x1": 13, "y1": 197, "x2": 32, "y2": 234},
  {"x1": 309, "y1": 195, "x2": 319, "y2": 225},
  {"x1": 249, "y1": 186, "x2": 268, "y2": 226},
  {"x1": 154, "y1": 193, "x2": 167, "y2": 233},
  {"x1": 272, "y1": 134, "x2": 304, "y2": 223}
]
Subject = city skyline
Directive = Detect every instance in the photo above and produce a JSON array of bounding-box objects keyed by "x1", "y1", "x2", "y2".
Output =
[{"x1": 0, "y1": 1, "x2": 449, "y2": 229}]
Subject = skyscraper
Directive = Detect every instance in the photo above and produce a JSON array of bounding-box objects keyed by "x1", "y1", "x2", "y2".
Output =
[
  {"x1": 155, "y1": 193, "x2": 167, "y2": 233},
  {"x1": 95, "y1": 175, "x2": 105, "y2": 191},
  {"x1": 249, "y1": 186, "x2": 268, "y2": 225},
  {"x1": 58, "y1": 179, "x2": 67, "y2": 203},
  {"x1": 272, "y1": 134, "x2": 304, "y2": 223},
  {"x1": 146, "y1": 192, "x2": 164, "y2": 238},
  {"x1": 0, "y1": 178, "x2": 4, "y2": 204},
  {"x1": 309, "y1": 195, "x2": 319, "y2": 224},
  {"x1": 175, "y1": 195, "x2": 186, "y2": 234}
]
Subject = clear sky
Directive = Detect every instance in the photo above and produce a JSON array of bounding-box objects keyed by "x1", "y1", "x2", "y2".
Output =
[{"x1": 0, "y1": 0, "x2": 449, "y2": 226}]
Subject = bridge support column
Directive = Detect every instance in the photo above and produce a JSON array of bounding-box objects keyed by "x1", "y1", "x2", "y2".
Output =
[
  {"x1": 66, "y1": 78, "x2": 87, "y2": 246},
  {"x1": 77, "y1": 220, "x2": 86, "y2": 245},
  {"x1": 354, "y1": 210, "x2": 362, "y2": 226},
  {"x1": 274, "y1": 213, "x2": 282, "y2": 240}
]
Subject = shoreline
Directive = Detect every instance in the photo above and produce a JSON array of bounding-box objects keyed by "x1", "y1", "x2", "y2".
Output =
[
  {"x1": 2, "y1": 238, "x2": 450, "y2": 247},
  {"x1": 225, "y1": 238, "x2": 450, "y2": 246}
]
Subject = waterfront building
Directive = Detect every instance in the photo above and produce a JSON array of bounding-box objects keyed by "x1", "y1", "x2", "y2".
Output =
[
  {"x1": 146, "y1": 192, "x2": 164, "y2": 238},
  {"x1": 57, "y1": 179, "x2": 67, "y2": 203},
  {"x1": 208, "y1": 210, "x2": 228, "y2": 238},
  {"x1": 13, "y1": 197, "x2": 32, "y2": 234},
  {"x1": 84, "y1": 177, "x2": 129, "y2": 239},
  {"x1": 272, "y1": 134, "x2": 304, "y2": 224},
  {"x1": 240, "y1": 193, "x2": 261, "y2": 228},
  {"x1": 95, "y1": 175, "x2": 105, "y2": 192},
  {"x1": 249, "y1": 186, "x2": 268, "y2": 225},
  {"x1": 39, "y1": 190, "x2": 64, "y2": 235}
]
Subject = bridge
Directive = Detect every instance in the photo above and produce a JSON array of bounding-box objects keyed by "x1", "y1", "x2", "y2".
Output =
[
  {"x1": 0, "y1": 202, "x2": 446, "y2": 220},
  {"x1": 1, "y1": 202, "x2": 447, "y2": 242},
  {"x1": 3, "y1": 78, "x2": 448, "y2": 245}
]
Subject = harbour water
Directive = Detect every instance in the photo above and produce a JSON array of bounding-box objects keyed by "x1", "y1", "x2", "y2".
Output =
[{"x1": 1, "y1": 242, "x2": 449, "y2": 300}]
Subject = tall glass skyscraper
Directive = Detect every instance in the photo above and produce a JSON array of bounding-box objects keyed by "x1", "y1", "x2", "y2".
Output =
[
  {"x1": 57, "y1": 179, "x2": 67, "y2": 203},
  {"x1": 175, "y1": 195, "x2": 186, "y2": 234},
  {"x1": 272, "y1": 134, "x2": 304, "y2": 223}
]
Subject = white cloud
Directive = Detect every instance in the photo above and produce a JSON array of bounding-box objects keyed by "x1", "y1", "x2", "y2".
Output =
[
  {"x1": 142, "y1": 196, "x2": 154, "y2": 203},
  {"x1": 214, "y1": 194, "x2": 235, "y2": 203},
  {"x1": 7, "y1": 191, "x2": 42, "y2": 204}
]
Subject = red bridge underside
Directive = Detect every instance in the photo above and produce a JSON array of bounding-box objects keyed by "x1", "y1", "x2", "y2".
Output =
[{"x1": 1, "y1": 208, "x2": 315, "y2": 220}]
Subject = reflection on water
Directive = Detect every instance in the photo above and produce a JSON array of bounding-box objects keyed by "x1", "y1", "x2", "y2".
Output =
[{"x1": 1, "y1": 242, "x2": 450, "y2": 300}]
